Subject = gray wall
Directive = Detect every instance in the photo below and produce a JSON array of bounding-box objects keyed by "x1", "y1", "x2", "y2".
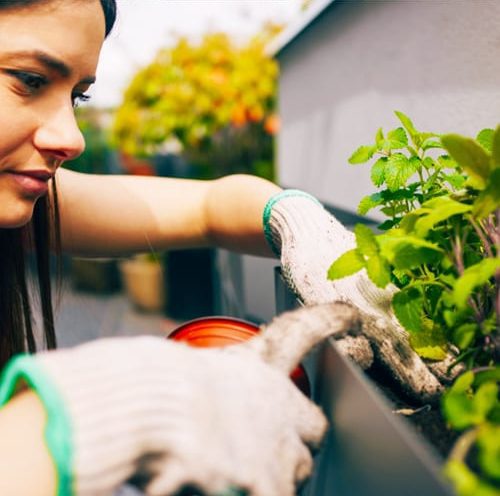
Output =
[
  {"x1": 215, "y1": 250, "x2": 278, "y2": 323},
  {"x1": 217, "y1": 0, "x2": 500, "y2": 323},
  {"x1": 277, "y1": 0, "x2": 500, "y2": 218}
]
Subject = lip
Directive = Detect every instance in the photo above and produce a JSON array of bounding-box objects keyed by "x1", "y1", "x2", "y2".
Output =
[{"x1": 6, "y1": 170, "x2": 53, "y2": 196}]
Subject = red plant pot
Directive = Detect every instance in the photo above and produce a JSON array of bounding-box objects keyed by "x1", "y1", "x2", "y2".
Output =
[{"x1": 168, "y1": 316, "x2": 310, "y2": 397}]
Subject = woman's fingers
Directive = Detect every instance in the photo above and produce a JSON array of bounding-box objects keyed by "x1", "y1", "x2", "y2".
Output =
[{"x1": 244, "y1": 302, "x2": 360, "y2": 374}]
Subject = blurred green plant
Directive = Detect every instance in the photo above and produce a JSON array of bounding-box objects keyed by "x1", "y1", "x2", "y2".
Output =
[
  {"x1": 64, "y1": 107, "x2": 111, "y2": 174},
  {"x1": 111, "y1": 27, "x2": 282, "y2": 180},
  {"x1": 328, "y1": 112, "x2": 499, "y2": 495},
  {"x1": 301, "y1": 0, "x2": 315, "y2": 11},
  {"x1": 443, "y1": 367, "x2": 500, "y2": 496}
]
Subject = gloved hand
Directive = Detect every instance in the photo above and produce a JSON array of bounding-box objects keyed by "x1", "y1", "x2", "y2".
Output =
[
  {"x1": 263, "y1": 190, "x2": 454, "y2": 402},
  {"x1": 0, "y1": 302, "x2": 358, "y2": 496}
]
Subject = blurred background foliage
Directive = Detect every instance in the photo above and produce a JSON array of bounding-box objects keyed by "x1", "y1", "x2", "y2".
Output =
[
  {"x1": 301, "y1": 0, "x2": 314, "y2": 10},
  {"x1": 64, "y1": 107, "x2": 113, "y2": 175},
  {"x1": 111, "y1": 24, "x2": 282, "y2": 180}
]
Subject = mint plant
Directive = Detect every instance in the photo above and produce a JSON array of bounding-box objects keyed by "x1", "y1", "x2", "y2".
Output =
[{"x1": 328, "y1": 112, "x2": 499, "y2": 495}]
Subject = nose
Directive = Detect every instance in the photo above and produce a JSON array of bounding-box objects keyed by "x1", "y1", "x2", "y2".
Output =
[{"x1": 33, "y1": 103, "x2": 86, "y2": 163}]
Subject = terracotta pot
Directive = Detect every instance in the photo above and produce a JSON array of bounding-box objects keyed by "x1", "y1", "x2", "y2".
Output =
[{"x1": 168, "y1": 316, "x2": 310, "y2": 397}]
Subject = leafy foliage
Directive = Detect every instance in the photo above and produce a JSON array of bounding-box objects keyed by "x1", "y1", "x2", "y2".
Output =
[
  {"x1": 64, "y1": 107, "x2": 111, "y2": 174},
  {"x1": 111, "y1": 30, "x2": 281, "y2": 179},
  {"x1": 330, "y1": 112, "x2": 500, "y2": 494},
  {"x1": 443, "y1": 369, "x2": 500, "y2": 495}
]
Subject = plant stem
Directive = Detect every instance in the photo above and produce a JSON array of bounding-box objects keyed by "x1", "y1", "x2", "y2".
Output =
[
  {"x1": 495, "y1": 210, "x2": 499, "y2": 335},
  {"x1": 448, "y1": 427, "x2": 479, "y2": 464},
  {"x1": 417, "y1": 169, "x2": 426, "y2": 198},
  {"x1": 469, "y1": 216, "x2": 493, "y2": 258},
  {"x1": 451, "y1": 223, "x2": 484, "y2": 323},
  {"x1": 451, "y1": 229, "x2": 465, "y2": 276}
]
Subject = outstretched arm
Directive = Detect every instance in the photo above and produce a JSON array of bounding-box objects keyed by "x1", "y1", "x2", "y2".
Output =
[
  {"x1": 0, "y1": 303, "x2": 354, "y2": 496},
  {"x1": 0, "y1": 391, "x2": 55, "y2": 496},
  {"x1": 54, "y1": 170, "x2": 281, "y2": 257}
]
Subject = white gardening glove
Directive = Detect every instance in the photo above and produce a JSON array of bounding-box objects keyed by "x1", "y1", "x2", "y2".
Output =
[
  {"x1": 263, "y1": 190, "x2": 448, "y2": 402},
  {"x1": 0, "y1": 302, "x2": 358, "y2": 496}
]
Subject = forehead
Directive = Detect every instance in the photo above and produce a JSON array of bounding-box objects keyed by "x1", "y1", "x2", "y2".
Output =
[{"x1": 0, "y1": 0, "x2": 105, "y2": 78}]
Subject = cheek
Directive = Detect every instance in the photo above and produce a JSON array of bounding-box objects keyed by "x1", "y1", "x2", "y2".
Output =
[{"x1": 0, "y1": 101, "x2": 35, "y2": 165}]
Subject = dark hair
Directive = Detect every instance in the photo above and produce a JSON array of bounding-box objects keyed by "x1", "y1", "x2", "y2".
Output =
[
  {"x1": 100, "y1": 0, "x2": 117, "y2": 37},
  {"x1": 0, "y1": 0, "x2": 117, "y2": 37},
  {"x1": 0, "y1": 0, "x2": 117, "y2": 369}
]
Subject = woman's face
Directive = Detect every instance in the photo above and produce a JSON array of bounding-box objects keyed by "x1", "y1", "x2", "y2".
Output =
[{"x1": 0, "y1": 0, "x2": 105, "y2": 227}]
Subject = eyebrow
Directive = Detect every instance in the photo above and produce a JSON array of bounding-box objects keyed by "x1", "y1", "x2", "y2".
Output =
[{"x1": 2, "y1": 49, "x2": 96, "y2": 85}]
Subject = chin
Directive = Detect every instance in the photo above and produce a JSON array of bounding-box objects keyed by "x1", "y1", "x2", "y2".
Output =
[{"x1": 0, "y1": 205, "x2": 35, "y2": 229}]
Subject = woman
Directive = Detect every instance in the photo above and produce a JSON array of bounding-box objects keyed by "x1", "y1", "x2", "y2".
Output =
[
  {"x1": 0, "y1": 1, "x2": 351, "y2": 495},
  {"x1": 0, "y1": 1, "x2": 432, "y2": 495}
]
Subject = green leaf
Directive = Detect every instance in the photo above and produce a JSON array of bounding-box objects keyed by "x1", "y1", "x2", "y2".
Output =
[
  {"x1": 413, "y1": 196, "x2": 472, "y2": 237},
  {"x1": 399, "y1": 211, "x2": 423, "y2": 233},
  {"x1": 474, "y1": 366, "x2": 500, "y2": 387},
  {"x1": 380, "y1": 186, "x2": 417, "y2": 202},
  {"x1": 452, "y1": 323, "x2": 478, "y2": 349},
  {"x1": 421, "y1": 136, "x2": 443, "y2": 151},
  {"x1": 394, "y1": 110, "x2": 418, "y2": 144},
  {"x1": 383, "y1": 127, "x2": 408, "y2": 150},
  {"x1": 451, "y1": 370, "x2": 475, "y2": 394},
  {"x1": 409, "y1": 328, "x2": 448, "y2": 360},
  {"x1": 354, "y1": 224, "x2": 378, "y2": 257},
  {"x1": 351, "y1": 225, "x2": 391, "y2": 286},
  {"x1": 492, "y1": 125, "x2": 500, "y2": 168},
  {"x1": 349, "y1": 145, "x2": 377, "y2": 164},
  {"x1": 477, "y1": 425, "x2": 500, "y2": 480},
  {"x1": 370, "y1": 157, "x2": 387, "y2": 187},
  {"x1": 378, "y1": 219, "x2": 398, "y2": 231},
  {"x1": 452, "y1": 258, "x2": 500, "y2": 309},
  {"x1": 473, "y1": 382, "x2": 498, "y2": 420},
  {"x1": 327, "y1": 249, "x2": 365, "y2": 281},
  {"x1": 383, "y1": 204, "x2": 408, "y2": 216},
  {"x1": 385, "y1": 153, "x2": 417, "y2": 191},
  {"x1": 423, "y1": 171, "x2": 441, "y2": 192},
  {"x1": 443, "y1": 390, "x2": 482, "y2": 430},
  {"x1": 444, "y1": 460, "x2": 499, "y2": 496},
  {"x1": 438, "y1": 154, "x2": 458, "y2": 170},
  {"x1": 375, "y1": 127, "x2": 384, "y2": 148},
  {"x1": 378, "y1": 235, "x2": 443, "y2": 270},
  {"x1": 393, "y1": 242, "x2": 443, "y2": 270},
  {"x1": 489, "y1": 404, "x2": 500, "y2": 424},
  {"x1": 392, "y1": 286, "x2": 425, "y2": 333},
  {"x1": 472, "y1": 168, "x2": 500, "y2": 218},
  {"x1": 357, "y1": 192, "x2": 384, "y2": 216},
  {"x1": 392, "y1": 268, "x2": 410, "y2": 286},
  {"x1": 476, "y1": 128, "x2": 495, "y2": 152},
  {"x1": 409, "y1": 155, "x2": 423, "y2": 173},
  {"x1": 444, "y1": 461, "x2": 475, "y2": 496},
  {"x1": 365, "y1": 253, "x2": 392, "y2": 288},
  {"x1": 444, "y1": 172, "x2": 466, "y2": 189},
  {"x1": 441, "y1": 134, "x2": 491, "y2": 188},
  {"x1": 422, "y1": 156, "x2": 436, "y2": 170}
]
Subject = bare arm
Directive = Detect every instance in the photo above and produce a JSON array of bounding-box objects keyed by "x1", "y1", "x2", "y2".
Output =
[
  {"x1": 54, "y1": 170, "x2": 281, "y2": 257},
  {"x1": 0, "y1": 391, "x2": 56, "y2": 496}
]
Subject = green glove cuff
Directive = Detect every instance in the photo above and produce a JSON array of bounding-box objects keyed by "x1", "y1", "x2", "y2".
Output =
[
  {"x1": 262, "y1": 189, "x2": 321, "y2": 255},
  {"x1": 0, "y1": 355, "x2": 74, "y2": 496}
]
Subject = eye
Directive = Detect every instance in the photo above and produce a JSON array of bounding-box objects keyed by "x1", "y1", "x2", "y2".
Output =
[
  {"x1": 72, "y1": 92, "x2": 91, "y2": 108},
  {"x1": 6, "y1": 70, "x2": 48, "y2": 93}
]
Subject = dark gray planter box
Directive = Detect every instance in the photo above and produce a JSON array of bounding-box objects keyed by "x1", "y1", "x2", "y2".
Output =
[{"x1": 274, "y1": 270, "x2": 454, "y2": 496}]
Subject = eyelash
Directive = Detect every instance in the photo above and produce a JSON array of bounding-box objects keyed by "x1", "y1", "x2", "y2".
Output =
[
  {"x1": 7, "y1": 70, "x2": 91, "y2": 107},
  {"x1": 8, "y1": 70, "x2": 47, "y2": 92},
  {"x1": 72, "y1": 92, "x2": 91, "y2": 108}
]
